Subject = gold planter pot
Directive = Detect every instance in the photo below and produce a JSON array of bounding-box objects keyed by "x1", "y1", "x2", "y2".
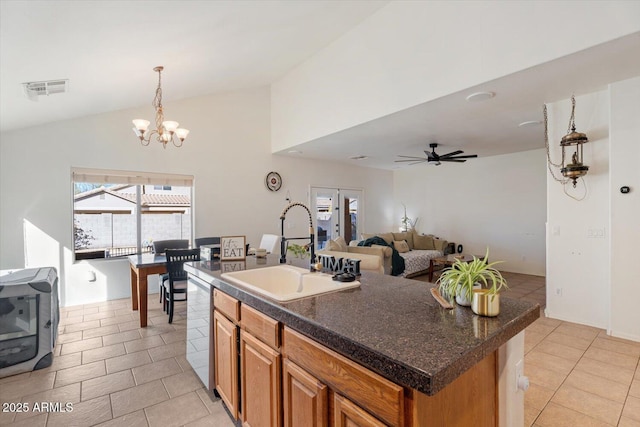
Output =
[{"x1": 471, "y1": 289, "x2": 500, "y2": 317}]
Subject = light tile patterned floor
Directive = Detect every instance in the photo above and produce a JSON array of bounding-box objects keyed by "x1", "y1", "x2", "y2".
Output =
[
  {"x1": 0, "y1": 296, "x2": 234, "y2": 427},
  {"x1": 1, "y1": 273, "x2": 638, "y2": 426}
]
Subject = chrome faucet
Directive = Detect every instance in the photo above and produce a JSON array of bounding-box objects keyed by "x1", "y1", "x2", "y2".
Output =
[{"x1": 279, "y1": 202, "x2": 317, "y2": 270}]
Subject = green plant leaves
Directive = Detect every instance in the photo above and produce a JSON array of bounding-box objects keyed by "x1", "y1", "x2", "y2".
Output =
[{"x1": 436, "y1": 248, "x2": 508, "y2": 301}]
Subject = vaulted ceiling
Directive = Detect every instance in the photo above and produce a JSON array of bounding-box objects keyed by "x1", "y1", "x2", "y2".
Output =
[{"x1": 2, "y1": 1, "x2": 639, "y2": 170}]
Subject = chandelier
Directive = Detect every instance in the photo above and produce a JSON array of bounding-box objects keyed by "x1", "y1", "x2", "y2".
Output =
[
  {"x1": 544, "y1": 95, "x2": 589, "y2": 189},
  {"x1": 132, "y1": 66, "x2": 189, "y2": 148}
]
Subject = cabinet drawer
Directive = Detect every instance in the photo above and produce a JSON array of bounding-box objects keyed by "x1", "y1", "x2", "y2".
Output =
[
  {"x1": 241, "y1": 304, "x2": 280, "y2": 350},
  {"x1": 213, "y1": 289, "x2": 240, "y2": 323},
  {"x1": 284, "y1": 327, "x2": 404, "y2": 427}
]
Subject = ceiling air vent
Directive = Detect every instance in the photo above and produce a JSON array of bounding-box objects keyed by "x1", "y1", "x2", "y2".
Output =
[{"x1": 22, "y1": 79, "x2": 69, "y2": 101}]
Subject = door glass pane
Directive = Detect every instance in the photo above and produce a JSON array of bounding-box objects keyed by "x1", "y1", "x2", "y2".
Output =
[
  {"x1": 344, "y1": 196, "x2": 358, "y2": 244},
  {"x1": 313, "y1": 191, "x2": 336, "y2": 250}
]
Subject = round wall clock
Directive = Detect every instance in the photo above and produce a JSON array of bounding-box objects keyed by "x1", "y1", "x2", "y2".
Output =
[{"x1": 265, "y1": 171, "x2": 282, "y2": 191}]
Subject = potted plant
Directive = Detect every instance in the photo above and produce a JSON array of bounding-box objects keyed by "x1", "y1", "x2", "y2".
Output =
[
  {"x1": 436, "y1": 248, "x2": 508, "y2": 315},
  {"x1": 287, "y1": 243, "x2": 309, "y2": 259}
]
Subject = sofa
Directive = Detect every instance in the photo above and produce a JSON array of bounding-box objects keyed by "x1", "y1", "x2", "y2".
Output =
[{"x1": 318, "y1": 231, "x2": 449, "y2": 278}]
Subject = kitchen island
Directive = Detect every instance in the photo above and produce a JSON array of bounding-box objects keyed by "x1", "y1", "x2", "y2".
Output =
[{"x1": 184, "y1": 256, "x2": 539, "y2": 426}]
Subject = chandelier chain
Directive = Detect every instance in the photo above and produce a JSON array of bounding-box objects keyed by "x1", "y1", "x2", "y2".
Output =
[{"x1": 153, "y1": 70, "x2": 164, "y2": 144}]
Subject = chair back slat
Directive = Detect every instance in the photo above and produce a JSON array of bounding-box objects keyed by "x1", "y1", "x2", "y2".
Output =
[
  {"x1": 195, "y1": 237, "x2": 220, "y2": 248},
  {"x1": 153, "y1": 239, "x2": 189, "y2": 254},
  {"x1": 166, "y1": 249, "x2": 200, "y2": 283}
]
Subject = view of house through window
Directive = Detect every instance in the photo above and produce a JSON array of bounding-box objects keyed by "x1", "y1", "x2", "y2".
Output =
[{"x1": 72, "y1": 168, "x2": 193, "y2": 260}]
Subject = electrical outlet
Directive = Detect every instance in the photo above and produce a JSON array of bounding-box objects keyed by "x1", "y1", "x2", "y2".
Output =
[{"x1": 515, "y1": 359, "x2": 529, "y2": 391}]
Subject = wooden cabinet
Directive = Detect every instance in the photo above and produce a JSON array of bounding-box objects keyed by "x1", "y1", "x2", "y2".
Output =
[
  {"x1": 240, "y1": 330, "x2": 281, "y2": 427},
  {"x1": 213, "y1": 309, "x2": 239, "y2": 419},
  {"x1": 213, "y1": 289, "x2": 241, "y2": 420},
  {"x1": 283, "y1": 359, "x2": 328, "y2": 427},
  {"x1": 239, "y1": 305, "x2": 282, "y2": 427},
  {"x1": 283, "y1": 327, "x2": 404, "y2": 427},
  {"x1": 334, "y1": 393, "x2": 386, "y2": 427}
]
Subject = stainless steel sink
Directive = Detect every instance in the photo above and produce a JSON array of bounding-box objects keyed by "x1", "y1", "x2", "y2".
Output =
[{"x1": 220, "y1": 265, "x2": 360, "y2": 302}]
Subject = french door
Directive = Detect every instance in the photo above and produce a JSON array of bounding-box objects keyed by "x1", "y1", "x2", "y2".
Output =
[{"x1": 310, "y1": 187, "x2": 363, "y2": 250}]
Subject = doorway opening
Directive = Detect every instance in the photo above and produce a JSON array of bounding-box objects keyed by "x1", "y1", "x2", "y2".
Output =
[{"x1": 310, "y1": 187, "x2": 363, "y2": 250}]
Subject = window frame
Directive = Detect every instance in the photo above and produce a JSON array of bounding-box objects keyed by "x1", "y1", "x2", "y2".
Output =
[{"x1": 72, "y1": 167, "x2": 194, "y2": 262}]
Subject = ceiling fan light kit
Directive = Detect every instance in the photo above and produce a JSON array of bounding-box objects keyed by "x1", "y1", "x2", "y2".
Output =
[{"x1": 395, "y1": 143, "x2": 478, "y2": 166}]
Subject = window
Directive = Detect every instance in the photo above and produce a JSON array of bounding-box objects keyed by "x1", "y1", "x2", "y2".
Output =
[{"x1": 72, "y1": 168, "x2": 194, "y2": 260}]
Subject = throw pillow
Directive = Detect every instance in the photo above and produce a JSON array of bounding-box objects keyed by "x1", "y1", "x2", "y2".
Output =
[
  {"x1": 334, "y1": 236, "x2": 348, "y2": 252},
  {"x1": 325, "y1": 239, "x2": 341, "y2": 251},
  {"x1": 393, "y1": 232, "x2": 414, "y2": 249},
  {"x1": 413, "y1": 234, "x2": 435, "y2": 250},
  {"x1": 393, "y1": 240, "x2": 410, "y2": 253},
  {"x1": 378, "y1": 233, "x2": 394, "y2": 245},
  {"x1": 360, "y1": 232, "x2": 394, "y2": 245}
]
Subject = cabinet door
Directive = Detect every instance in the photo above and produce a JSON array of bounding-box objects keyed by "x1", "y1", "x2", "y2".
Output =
[
  {"x1": 241, "y1": 330, "x2": 281, "y2": 427},
  {"x1": 283, "y1": 359, "x2": 328, "y2": 427},
  {"x1": 213, "y1": 310, "x2": 238, "y2": 419},
  {"x1": 334, "y1": 393, "x2": 386, "y2": 427}
]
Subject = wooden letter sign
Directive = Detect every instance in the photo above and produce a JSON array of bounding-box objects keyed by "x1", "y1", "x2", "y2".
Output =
[{"x1": 221, "y1": 236, "x2": 246, "y2": 261}]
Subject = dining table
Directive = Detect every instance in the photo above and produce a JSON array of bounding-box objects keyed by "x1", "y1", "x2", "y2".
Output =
[{"x1": 128, "y1": 253, "x2": 167, "y2": 327}]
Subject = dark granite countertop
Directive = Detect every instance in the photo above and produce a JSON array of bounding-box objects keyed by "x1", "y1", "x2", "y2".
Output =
[{"x1": 185, "y1": 255, "x2": 540, "y2": 395}]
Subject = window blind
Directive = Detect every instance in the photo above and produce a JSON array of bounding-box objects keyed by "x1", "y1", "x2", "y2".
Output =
[{"x1": 72, "y1": 167, "x2": 193, "y2": 187}]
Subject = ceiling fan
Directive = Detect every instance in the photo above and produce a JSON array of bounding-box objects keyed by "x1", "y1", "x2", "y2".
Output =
[{"x1": 395, "y1": 143, "x2": 478, "y2": 166}]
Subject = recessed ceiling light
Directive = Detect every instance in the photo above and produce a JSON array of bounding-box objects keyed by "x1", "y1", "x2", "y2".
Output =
[
  {"x1": 465, "y1": 91, "x2": 495, "y2": 102},
  {"x1": 518, "y1": 120, "x2": 542, "y2": 127},
  {"x1": 349, "y1": 155, "x2": 368, "y2": 160}
]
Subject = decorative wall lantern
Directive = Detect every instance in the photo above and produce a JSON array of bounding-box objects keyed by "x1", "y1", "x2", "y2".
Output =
[{"x1": 544, "y1": 95, "x2": 590, "y2": 190}]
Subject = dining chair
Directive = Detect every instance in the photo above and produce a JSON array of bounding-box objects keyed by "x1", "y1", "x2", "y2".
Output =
[
  {"x1": 152, "y1": 239, "x2": 190, "y2": 306},
  {"x1": 195, "y1": 236, "x2": 220, "y2": 248},
  {"x1": 259, "y1": 234, "x2": 279, "y2": 254},
  {"x1": 164, "y1": 248, "x2": 200, "y2": 323},
  {"x1": 196, "y1": 236, "x2": 220, "y2": 255}
]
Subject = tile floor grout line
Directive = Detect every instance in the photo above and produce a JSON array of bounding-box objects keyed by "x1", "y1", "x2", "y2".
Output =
[{"x1": 529, "y1": 324, "x2": 627, "y2": 427}]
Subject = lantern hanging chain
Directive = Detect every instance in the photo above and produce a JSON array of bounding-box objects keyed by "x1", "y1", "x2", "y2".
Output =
[
  {"x1": 543, "y1": 104, "x2": 567, "y2": 182},
  {"x1": 563, "y1": 173, "x2": 587, "y2": 201},
  {"x1": 567, "y1": 94, "x2": 577, "y2": 134}
]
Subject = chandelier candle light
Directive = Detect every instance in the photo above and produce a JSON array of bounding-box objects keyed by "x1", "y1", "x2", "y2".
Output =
[{"x1": 132, "y1": 66, "x2": 189, "y2": 148}]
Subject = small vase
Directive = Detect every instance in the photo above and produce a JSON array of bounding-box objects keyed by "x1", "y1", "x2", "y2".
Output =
[
  {"x1": 455, "y1": 290, "x2": 472, "y2": 307},
  {"x1": 471, "y1": 290, "x2": 500, "y2": 317},
  {"x1": 455, "y1": 284, "x2": 480, "y2": 307}
]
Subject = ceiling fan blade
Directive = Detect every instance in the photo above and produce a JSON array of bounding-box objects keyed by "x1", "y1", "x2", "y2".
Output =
[
  {"x1": 439, "y1": 150, "x2": 463, "y2": 158},
  {"x1": 397, "y1": 155, "x2": 427, "y2": 160},
  {"x1": 446, "y1": 154, "x2": 478, "y2": 159},
  {"x1": 395, "y1": 157, "x2": 427, "y2": 163},
  {"x1": 440, "y1": 159, "x2": 467, "y2": 163},
  {"x1": 395, "y1": 159, "x2": 429, "y2": 165}
]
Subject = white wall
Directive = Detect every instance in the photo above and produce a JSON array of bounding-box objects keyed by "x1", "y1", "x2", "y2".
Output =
[
  {"x1": 546, "y1": 81, "x2": 640, "y2": 342},
  {"x1": 394, "y1": 149, "x2": 546, "y2": 276},
  {"x1": 0, "y1": 87, "x2": 393, "y2": 307},
  {"x1": 545, "y1": 91, "x2": 611, "y2": 330},
  {"x1": 609, "y1": 77, "x2": 640, "y2": 341},
  {"x1": 272, "y1": 1, "x2": 640, "y2": 150}
]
